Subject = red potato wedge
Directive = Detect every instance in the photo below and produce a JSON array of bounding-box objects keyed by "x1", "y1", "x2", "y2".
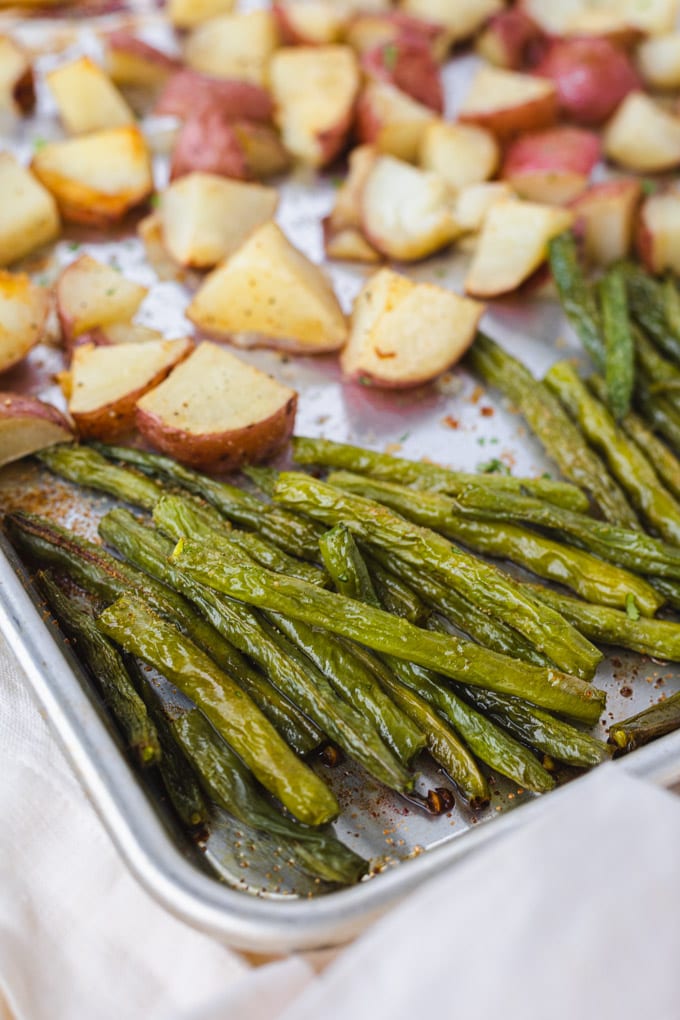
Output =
[
  {"x1": 517, "y1": 0, "x2": 589, "y2": 35},
  {"x1": 270, "y1": 46, "x2": 360, "y2": 168},
  {"x1": 68, "y1": 337, "x2": 193, "y2": 440},
  {"x1": 0, "y1": 154, "x2": 60, "y2": 268},
  {"x1": 104, "y1": 32, "x2": 180, "y2": 89},
  {"x1": 637, "y1": 33, "x2": 680, "y2": 89},
  {"x1": 361, "y1": 39, "x2": 444, "y2": 113},
  {"x1": 346, "y1": 12, "x2": 449, "y2": 62},
  {"x1": 570, "y1": 177, "x2": 641, "y2": 265},
  {"x1": 603, "y1": 92, "x2": 680, "y2": 172},
  {"x1": 184, "y1": 10, "x2": 278, "y2": 87},
  {"x1": 465, "y1": 200, "x2": 574, "y2": 298},
  {"x1": 636, "y1": 189, "x2": 680, "y2": 275},
  {"x1": 419, "y1": 121, "x2": 499, "y2": 190},
  {"x1": 154, "y1": 70, "x2": 273, "y2": 123},
  {"x1": 0, "y1": 272, "x2": 49, "y2": 375},
  {"x1": 159, "y1": 172, "x2": 278, "y2": 268},
  {"x1": 455, "y1": 182, "x2": 516, "y2": 234},
  {"x1": 341, "y1": 268, "x2": 484, "y2": 388},
  {"x1": 46, "y1": 57, "x2": 135, "y2": 135},
  {"x1": 136, "y1": 341, "x2": 297, "y2": 472},
  {"x1": 56, "y1": 255, "x2": 147, "y2": 344},
  {"x1": 273, "y1": 2, "x2": 347, "y2": 45},
  {"x1": 0, "y1": 36, "x2": 35, "y2": 115},
  {"x1": 615, "y1": 0, "x2": 679, "y2": 35},
  {"x1": 360, "y1": 154, "x2": 459, "y2": 262},
  {"x1": 502, "y1": 127, "x2": 601, "y2": 205},
  {"x1": 168, "y1": 0, "x2": 235, "y2": 29},
  {"x1": 458, "y1": 67, "x2": 557, "y2": 141},
  {"x1": 356, "y1": 81, "x2": 435, "y2": 163},
  {"x1": 323, "y1": 144, "x2": 381, "y2": 262},
  {"x1": 31, "y1": 127, "x2": 153, "y2": 228},
  {"x1": 475, "y1": 10, "x2": 545, "y2": 70},
  {"x1": 170, "y1": 113, "x2": 289, "y2": 182},
  {"x1": 0, "y1": 394, "x2": 73, "y2": 467},
  {"x1": 533, "y1": 38, "x2": 640, "y2": 127},
  {"x1": 188, "y1": 221, "x2": 347, "y2": 353},
  {"x1": 399, "y1": 0, "x2": 503, "y2": 45}
]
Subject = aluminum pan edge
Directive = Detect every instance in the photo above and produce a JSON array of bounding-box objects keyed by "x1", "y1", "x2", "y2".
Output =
[{"x1": 4, "y1": 534, "x2": 680, "y2": 953}]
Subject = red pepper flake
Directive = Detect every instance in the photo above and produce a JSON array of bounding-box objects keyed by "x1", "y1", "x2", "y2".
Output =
[
  {"x1": 441, "y1": 415, "x2": 459, "y2": 429},
  {"x1": 480, "y1": 406, "x2": 494, "y2": 417}
]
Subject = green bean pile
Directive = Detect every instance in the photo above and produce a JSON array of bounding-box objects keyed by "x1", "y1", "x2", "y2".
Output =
[{"x1": 9, "y1": 398, "x2": 680, "y2": 888}]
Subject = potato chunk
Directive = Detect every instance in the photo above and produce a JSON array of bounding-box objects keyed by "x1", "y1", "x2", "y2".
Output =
[
  {"x1": 188, "y1": 221, "x2": 347, "y2": 353},
  {"x1": 0, "y1": 272, "x2": 49, "y2": 374},
  {"x1": 46, "y1": 57, "x2": 134, "y2": 134},
  {"x1": 136, "y1": 341, "x2": 297, "y2": 471},
  {"x1": 0, "y1": 154, "x2": 60, "y2": 267}
]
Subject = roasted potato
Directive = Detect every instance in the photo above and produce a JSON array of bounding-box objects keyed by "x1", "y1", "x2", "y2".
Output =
[
  {"x1": 458, "y1": 67, "x2": 557, "y2": 140},
  {"x1": 534, "y1": 38, "x2": 640, "y2": 126},
  {"x1": 0, "y1": 393, "x2": 73, "y2": 467},
  {"x1": 419, "y1": 121, "x2": 499, "y2": 190},
  {"x1": 154, "y1": 69, "x2": 273, "y2": 123},
  {"x1": 31, "y1": 126, "x2": 154, "y2": 226},
  {"x1": 603, "y1": 91, "x2": 680, "y2": 172},
  {"x1": 636, "y1": 188, "x2": 680, "y2": 275},
  {"x1": 571, "y1": 178, "x2": 641, "y2": 265},
  {"x1": 356, "y1": 80, "x2": 435, "y2": 163},
  {"x1": 136, "y1": 341, "x2": 297, "y2": 472},
  {"x1": 361, "y1": 155, "x2": 459, "y2": 261},
  {"x1": 361, "y1": 38, "x2": 444, "y2": 113},
  {"x1": 68, "y1": 337, "x2": 193, "y2": 439},
  {"x1": 170, "y1": 112, "x2": 289, "y2": 181},
  {"x1": 0, "y1": 35, "x2": 35, "y2": 115},
  {"x1": 56, "y1": 255, "x2": 148, "y2": 345},
  {"x1": 188, "y1": 221, "x2": 347, "y2": 353},
  {"x1": 341, "y1": 268, "x2": 484, "y2": 388},
  {"x1": 159, "y1": 172, "x2": 279, "y2": 268},
  {"x1": 0, "y1": 154, "x2": 60, "y2": 267},
  {"x1": 46, "y1": 57, "x2": 135, "y2": 134},
  {"x1": 270, "y1": 46, "x2": 361, "y2": 167},
  {"x1": 0, "y1": 272, "x2": 49, "y2": 375},
  {"x1": 104, "y1": 32, "x2": 180, "y2": 89},
  {"x1": 184, "y1": 9, "x2": 278, "y2": 86},
  {"x1": 502, "y1": 127, "x2": 601, "y2": 205}
]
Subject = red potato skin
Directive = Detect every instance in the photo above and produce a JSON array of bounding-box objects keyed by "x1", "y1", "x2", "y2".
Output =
[
  {"x1": 0, "y1": 392, "x2": 71, "y2": 433},
  {"x1": 476, "y1": 9, "x2": 546, "y2": 70},
  {"x1": 361, "y1": 40, "x2": 444, "y2": 113},
  {"x1": 12, "y1": 66, "x2": 35, "y2": 116},
  {"x1": 533, "y1": 37, "x2": 641, "y2": 126},
  {"x1": 502, "y1": 126, "x2": 601, "y2": 194},
  {"x1": 348, "y1": 12, "x2": 449, "y2": 61},
  {"x1": 154, "y1": 70, "x2": 274, "y2": 123},
  {"x1": 170, "y1": 111, "x2": 289, "y2": 181},
  {"x1": 316, "y1": 102, "x2": 358, "y2": 169},
  {"x1": 105, "y1": 31, "x2": 181, "y2": 74},
  {"x1": 72, "y1": 342, "x2": 194, "y2": 441},
  {"x1": 355, "y1": 90, "x2": 384, "y2": 147},
  {"x1": 136, "y1": 393, "x2": 297, "y2": 473},
  {"x1": 459, "y1": 90, "x2": 558, "y2": 141}
]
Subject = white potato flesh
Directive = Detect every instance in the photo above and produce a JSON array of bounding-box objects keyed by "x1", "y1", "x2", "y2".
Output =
[
  {"x1": 0, "y1": 154, "x2": 60, "y2": 267},
  {"x1": 637, "y1": 34, "x2": 680, "y2": 89},
  {"x1": 184, "y1": 10, "x2": 278, "y2": 86},
  {"x1": 604, "y1": 92, "x2": 680, "y2": 172},
  {"x1": 31, "y1": 127, "x2": 153, "y2": 226},
  {"x1": 400, "y1": 0, "x2": 502, "y2": 41},
  {"x1": 459, "y1": 67, "x2": 557, "y2": 138},
  {"x1": 341, "y1": 267, "x2": 484, "y2": 387},
  {"x1": 188, "y1": 221, "x2": 347, "y2": 353},
  {"x1": 136, "y1": 341, "x2": 297, "y2": 471},
  {"x1": 57, "y1": 255, "x2": 148, "y2": 339},
  {"x1": 465, "y1": 200, "x2": 574, "y2": 297},
  {"x1": 637, "y1": 191, "x2": 680, "y2": 275},
  {"x1": 571, "y1": 180, "x2": 641, "y2": 265},
  {"x1": 419, "y1": 121, "x2": 499, "y2": 190},
  {"x1": 361, "y1": 155, "x2": 459, "y2": 261},
  {"x1": 327, "y1": 145, "x2": 378, "y2": 233},
  {"x1": 270, "y1": 46, "x2": 360, "y2": 167},
  {"x1": 455, "y1": 182, "x2": 516, "y2": 234},
  {"x1": 358, "y1": 81, "x2": 435, "y2": 164},
  {"x1": 46, "y1": 57, "x2": 134, "y2": 134},
  {"x1": 168, "y1": 0, "x2": 235, "y2": 29},
  {"x1": 69, "y1": 337, "x2": 192, "y2": 438},
  {"x1": 0, "y1": 272, "x2": 49, "y2": 374},
  {"x1": 160, "y1": 172, "x2": 278, "y2": 269},
  {"x1": 277, "y1": 3, "x2": 346, "y2": 44}
]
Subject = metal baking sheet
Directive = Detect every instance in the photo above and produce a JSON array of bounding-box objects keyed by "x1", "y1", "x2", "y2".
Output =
[{"x1": 3, "y1": 3, "x2": 680, "y2": 952}]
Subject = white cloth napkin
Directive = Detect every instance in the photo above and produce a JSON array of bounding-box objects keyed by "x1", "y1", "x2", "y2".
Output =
[{"x1": 4, "y1": 627, "x2": 680, "y2": 1020}]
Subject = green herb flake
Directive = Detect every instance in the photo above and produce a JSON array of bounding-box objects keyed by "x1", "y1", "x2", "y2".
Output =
[
  {"x1": 477, "y1": 457, "x2": 510, "y2": 475},
  {"x1": 625, "y1": 594, "x2": 640, "y2": 621},
  {"x1": 383, "y1": 43, "x2": 398, "y2": 72},
  {"x1": 33, "y1": 137, "x2": 47, "y2": 151},
  {"x1": 641, "y1": 179, "x2": 658, "y2": 197},
  {"x1": 150, "y1": 193, "x2": 161, "y2": 208},
  {"x1": 67, "y1": 241, "x2": 80, "y2": 252},
  {"x1": 398, "y1": 431, "x2": 410, "y2": 442}
]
